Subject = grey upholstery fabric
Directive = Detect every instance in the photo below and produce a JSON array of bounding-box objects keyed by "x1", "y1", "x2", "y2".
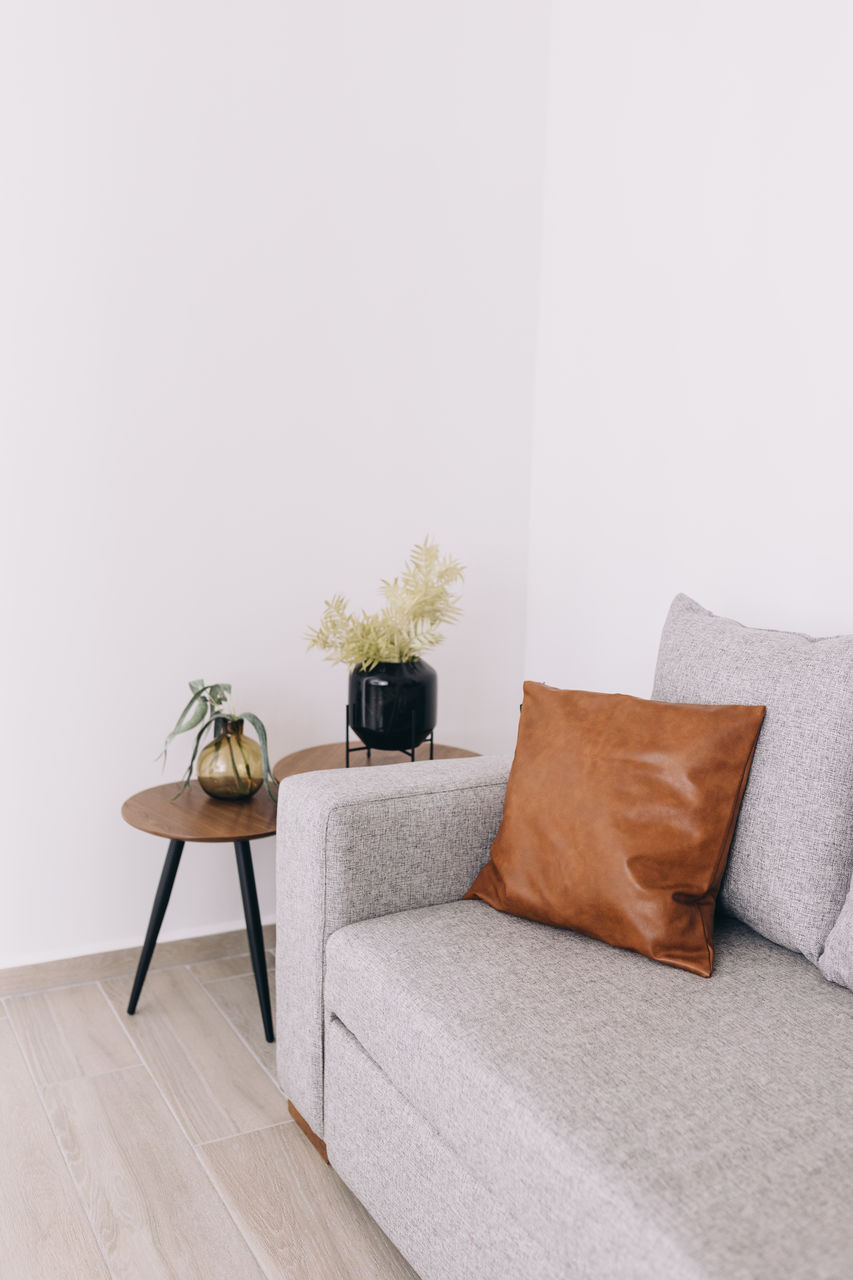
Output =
[
  {"x1": 325, "y1": 901, "x2": 853, "y2": 1280},
  {"x1": 653, "y1": 593, "x2": 853, "y2": 962},
  {"x1": 325, "y1": 1018, "x2": 562, "y2": 1280},
  {"x1": 275, "y1": 754, "x2": 510, "y2": 1135},
  {"x1": 820, "y1": 879, "x2": 853, "y2": 990}
]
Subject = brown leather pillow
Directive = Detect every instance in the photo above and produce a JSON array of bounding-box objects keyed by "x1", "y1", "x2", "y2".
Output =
[{"x1": 465, "y1": 683, "x2": 765, "y2": 977}]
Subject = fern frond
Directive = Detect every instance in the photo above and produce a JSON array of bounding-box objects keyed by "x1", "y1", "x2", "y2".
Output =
[{"x1": 306, "y1": 540, "x2": 465, "y2": 669}]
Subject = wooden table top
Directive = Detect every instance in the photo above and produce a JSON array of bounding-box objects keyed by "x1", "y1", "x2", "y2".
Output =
[
  {"x1": 274, "y1": 741, "x2": 478, "y2": 782},
  {"x1": 121, "y1": 781, "x2": 277, "y2": 843},
  {"x1": 124, "y1": 744, "x2": 479, "y2": 841}
]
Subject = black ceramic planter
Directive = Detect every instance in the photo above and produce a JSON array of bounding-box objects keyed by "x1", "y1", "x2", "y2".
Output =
[{"x1": 348, "y1": 660, "x2": 437, "y2": 752}]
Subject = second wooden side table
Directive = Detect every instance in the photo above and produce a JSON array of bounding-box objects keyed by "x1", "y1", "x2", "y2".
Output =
[{"x1": 274, "y1": 740, "x2": 478, "y2": 782}]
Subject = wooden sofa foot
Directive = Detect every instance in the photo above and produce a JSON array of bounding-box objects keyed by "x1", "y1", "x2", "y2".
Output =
[{"x1": 288, "y1": 1100, "x2": 329, "y2": 1163}]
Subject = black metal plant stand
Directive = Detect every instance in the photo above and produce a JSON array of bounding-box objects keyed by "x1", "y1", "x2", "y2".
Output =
[{"x1": 345, "y1": 704, "x2": 435, "y2": 767}]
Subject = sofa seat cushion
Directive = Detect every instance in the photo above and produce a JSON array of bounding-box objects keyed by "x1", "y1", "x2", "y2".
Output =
[{"x1": 324, "y1": 901, "x2": 853, "y2": 1280}]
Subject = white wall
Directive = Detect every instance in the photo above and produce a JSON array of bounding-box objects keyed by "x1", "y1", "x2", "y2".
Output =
[
  {"x1": 525, "y1": 1, "x2": 853, "y2": 693},
  {"x1": 0, "y1": 2, "x2": 550, "y2": 967},
  {"x1": 17, "y1": 1, "x2": 846, "y2": 970}
]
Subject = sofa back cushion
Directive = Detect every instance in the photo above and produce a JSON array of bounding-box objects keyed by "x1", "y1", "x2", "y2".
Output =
[
  {"x1": 653, "y1": 594, "x2": 853, "y2": 963},
  {"x1": 465, "y1": 682, "x2": 765, "y2": 977},
  {"x1": 818, "y1": 883, "x2": 853, "y2": 990}
]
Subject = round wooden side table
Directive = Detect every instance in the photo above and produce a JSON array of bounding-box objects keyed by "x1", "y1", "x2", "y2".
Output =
[
  {"x1": 274, "y1": 741, "x2": 478, "y2": 782},
  {"x1": 121, "y1": 781, "x2": 277, "y2": 1043}
]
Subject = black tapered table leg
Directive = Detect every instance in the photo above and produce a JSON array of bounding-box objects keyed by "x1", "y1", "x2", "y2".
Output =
[
  {"x1": 128, "y1": 838, "x2": 184, "y2": 1015},
  {"x1": 234, "y1": 840, "x2": 274, "y2": 1042}
]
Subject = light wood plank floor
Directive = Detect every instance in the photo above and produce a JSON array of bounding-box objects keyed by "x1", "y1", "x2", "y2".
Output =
[{"x1": 1, "y1": 932, "x2": 418, "y2": 1280}]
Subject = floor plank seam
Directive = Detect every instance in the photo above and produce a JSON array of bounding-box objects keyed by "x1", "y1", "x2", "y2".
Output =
[
  {"x1": 95, "y1": 975, "x2": 231, "y2": 1149},
  {"x1": 204, "y1": 969, "x2": 266, "y2": 988},
  {"x1": 3, "y1": 975, "x2": 139, "y2": 1000},
  {"x1": 95, "y1": 968, "x2": 282, "y2": 1277},
  {"x1": 193, "y1": 970, "x2": 282, "y2": 1092},
  {"x1": 57, "y1": 1060, "x2": 152, "y2": 1086},
  {"x1": 97, "y1": 971, "x2": 286, "y2": 1148},
  {"x1": 4, "y1": 1003, "x2": 114, "y2": 1279},
  {"x1": 196, "y1": 1116, "x2": 294, "y2": 1149},
  {"x1": 88, "y1": 988, "x2": 272, "y2": 1273},
  {"x1": 188, "y1": 1140, "x2": 275, "y2": 1280}
]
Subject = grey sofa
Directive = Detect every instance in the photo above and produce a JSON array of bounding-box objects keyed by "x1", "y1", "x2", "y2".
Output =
[{"x1": 277, "y1": 598, "x2": 853, "y2": 1280}]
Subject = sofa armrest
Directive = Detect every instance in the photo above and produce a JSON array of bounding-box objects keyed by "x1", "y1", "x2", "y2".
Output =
[{"x1": 275, "y1": 754, "x2": 510, "y2": 1137}]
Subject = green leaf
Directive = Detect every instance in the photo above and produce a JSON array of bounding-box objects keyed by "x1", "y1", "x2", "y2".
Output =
[
  {"x1": 167, "y1": 688, "x2": 207, "y2": 737},
  {"x1": 224, "y1": 730, "x2": 246, "y2": 795},
  {"x1": 172, "y1": 697, "x2": 208, "y2": 740},
  {"x1": 241, "y1": 712, "x2": 278, "y2": 802},
  {"x1": 160, "y1": 686, "x2": 213, "y2": 767},
  {"x1": 235, "y1": 733, "x2": 256, "y2": 793},
  {"x1": 180, "y1": 714, "x2": 220, "y2": 790},
  {"x1": 189, "y1": 678, "x2": 206, "y2": 694}
]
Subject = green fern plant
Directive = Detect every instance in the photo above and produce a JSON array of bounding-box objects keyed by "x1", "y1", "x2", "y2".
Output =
[{"x1": 307, "y1": 538, "x2": 464, "y2": 670}]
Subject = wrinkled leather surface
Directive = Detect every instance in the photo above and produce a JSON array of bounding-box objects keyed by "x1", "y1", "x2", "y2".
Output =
[{"x1": 464, "y1": 684, "x2": 765, "y2": 976}]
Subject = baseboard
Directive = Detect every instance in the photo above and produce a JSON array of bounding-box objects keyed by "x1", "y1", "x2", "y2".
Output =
[
  {"x1": 0, "y1": 922, "x2": 275, "y2": 1000},
  {"x1": 0, "y1": 913, "x2": 277, "y2": 973}
]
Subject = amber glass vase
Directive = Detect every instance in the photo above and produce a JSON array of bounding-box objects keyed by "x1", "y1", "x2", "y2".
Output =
[{"x1": 197, "y1": 718, "x2": 264, "y2": 800}]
